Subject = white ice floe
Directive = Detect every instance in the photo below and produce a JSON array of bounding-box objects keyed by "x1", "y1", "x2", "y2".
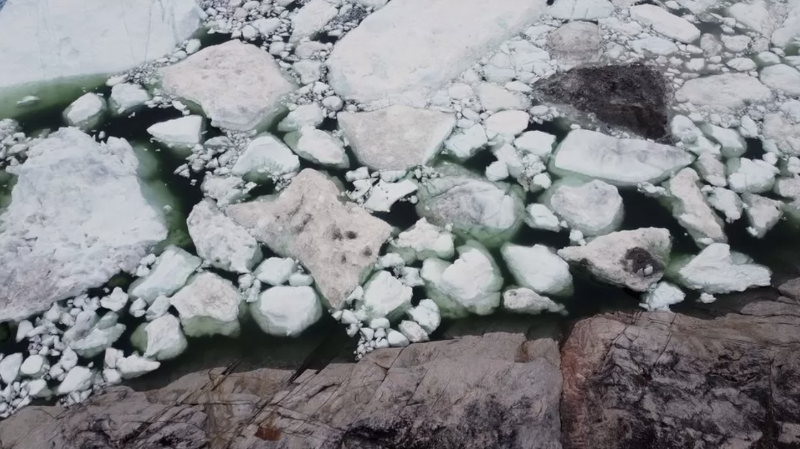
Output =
[
  {"x1": 703, "y1": 187, "x2": 743, "y2": 223},
  {"x1": 278, "y1": 104, "x2": 325, "y2": 132},
  {"x1": 514, "y1": 131, "x2": 556, "y2": 159},
  {"x1": 117, "y1": 354, "x2": 160, "y2": 379},
  {"x1": 694, "y1": 153, "x2": 727, "y2": 187},
  {"x1": 0, "y1": 129, "x2": 167, "y2": 321},
  {"x1": 406, "y1": 299, "x2": 441, "y2": 334},
  {"x1": 147, "y1": 115, "x2": 204, "y2": 155},
  {"x1": 548, "y1": 0, "x2": 614, "y2": 20},
  {"x1": 629, "y1": 4, "x2": 700, "y2": 44},
  {"x1": 289, "y1": 0, "x2": 338, "y2": 43},
  {"x1": 663, "y1": 168, "x2": 726, "y2": 247},
  {"x1": 502, "y1": 287, "x2": 565, "y2": 315},
  {"x1": 389, "y1": 218, "x2": 455, "y2": 263},
  {"x1": 254, "y1": 257, "x2": 297, "y2": 286},
  {"x1": 232, "y1": 134, "x2": 301, "y2": 181},
  {"x1": 0, "y1": 354, "x2": 22, "y2": 385},
  {"x1": 421, "y1": 241, "x2": 503, "y2": 318},
  {"x1": 673, "y1": 243, "x2": 771, "y2": 294},
  {"x1": 56, "y1": 366, "x2": 93, "y2": 395},
  {"x1": 339, "y1": 105, "x2": 455, "y2": 171},
  {"x1": 359, "y1": 271, "x2": 413, "y2": 321},
  {"x1": 727, "y1": 158, "x2": 779, "y2": 194},
  {"x1": 525, "y1": 203, "x2": 562, "y2": 232},
  {"x1": 550, "y1": 129, "x2": 694, "y2": 187},
  {"x1": 630, "y1": 37, "x2": 679, "y2": 56},
  {"x1": 284, "y1": 126, "x2": 349, "y2": 169},
  {"x1": 63, "y1": 93, "x2": 107, "y2": 131},
  {"x1": 675, "y1": 74, "x2": 772, "y2": 111},
  {"x1": 544, "y1": 179, "x2": 623, "y2": 237},
  {"x1": 100, "y1": 288, "x2": 129, "y2": 312},
  {"x1": 129, "y1": 245, "x2": 202, "y2": 304},
  {"x1": 187, "y1": 200, "x2": 262, "y2": 273},
  {"x1": 699, "y1": 124, "x2": 746, "y2": 158},
  {"x1": 160, "y1": 40, "x2": 295, "y2": 132},
  {"x1": 398, "y1": 320, "x2": 429, "y2": 343},
  {"x1": 443, "y1": 124, "x2": 488, "y2": 160},
  {"x1": 363, "y1": 179, "x2": 418, "y2": 212},
  {"x1": 559, "y1": 228, "x2": 672, "y2": 292},
  {"x1": 66, "y1": 312, "x2": 125, "y2": 359},
  {"x1": 20, "y1": 355, "x2": 46, "y2": 378},
  {"x1": 131, "y1": 314, "x2": 188, "y2": 361},
  {"x1": 742, "y1": 193, "x2": 783, "y2": 238},
  {"x1": 502, "y1": 243, "x2": 573, "y2": 297},
  {"x1": 670, "y1": 115, "x2": 720, "y2": 156},
  {"x1": 170, "y1": 272, "x2": 242, "y2": 338},
  {"x1": 546, "y1": 21, "x2": 601, "y2": 67},
  {"x1": 640, "y1": 281, "x2": 685, "y2": 311},
  {"x1": 109, "y1": 83, "x2": 151, "y2": 117},
  {"x1": 251, "y1": 286, "x2": 322, "y2": 337},
  {"x1": 484, "y1": 110, "x2": 530, "y2": 137},
  {"x1": 477, "y1": 83, "x2": 531, "y2": 112},
  {"x1": 760, "y1": 64, "x2": 800, "y2": 97}
]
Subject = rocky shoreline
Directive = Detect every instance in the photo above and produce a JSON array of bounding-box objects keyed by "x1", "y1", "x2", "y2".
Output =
[{"x1": 1, "y1": 279, "x2": 798, "y2": 448}]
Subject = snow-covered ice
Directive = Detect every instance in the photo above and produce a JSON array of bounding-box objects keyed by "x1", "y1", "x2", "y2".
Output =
[
  {"x1": 63, "y1": 93, "x2": 106, "y2": 131},
  {"x1": 359, "y1": 271, "x2": 413, "y2": 321},
  {"x1": 131, "y1": 314, "x2": 188, "y2": 361},
  {"x1": 129, "y1": 245, "x2": 202, "y2": 304},
  {"x1": 390, "y1": 218, "x2": 455, "y2": 263},
  {"x1": 187, "y1": 200, "x2": 262, "y2": 273},
  {"x1": 545, "y1": 179, "x2": 623, "y2": 237},
  {"x1": 502, "y1": 288, "x2": 565, "y2": 315},
  {"x1": 146, "y1": 116, "x2": 204, "y2": 154},
  {"x1": 284, "y1": 126, "x2": 349, "y2": 169},
  {"x1": 254, "y1": 258, "x2": 297, "y2": 286},
  {"x1": 232, "y1": 134, "x2": 301, "y2": 181},
  {"x1": 673, "y1": 243, "x2": 771, "y2": 294},
  {"x1": 170, "y1": 272, "x2": 242, "y2": 338},
  {"x1": 663, "y1": 168, "x2": 726, "y2": 247},
  {"x1": 251, "y1": 286, "x2": 322, "y2": 337},
  {"x1": 640, "y1": 281, "x2": 686, "y2": 311}
]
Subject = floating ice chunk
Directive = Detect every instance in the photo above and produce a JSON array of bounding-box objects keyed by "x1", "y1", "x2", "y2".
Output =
[
  {"x1": 727, "y1": 58, "x2": 757, "y2": 72},
  {"x1": 544, "y1": 179, "x2": 623, "y2": 237},
  {"x1": 476, "y1": 83, "x2": 530, "y2": 112},
  {"x1": 160, "y1": 40, "x2": 295, "y2": 132},
  {"x1": 360, "y1": 271, "x2": 413, "y2": 321},
  {"x1": 20, "y1": 355, "x2": 46, "y2": 378},
  {"x1": 278, "y1": 104, "x2": 325, "y2": 132},
  {"x1": 415, "y1": 164, "x2": 524, "y2": 246},
  {"x1": 630, "y1": 37, "x2": 679, "y2": 56},
  {"x1": 550, "y1": 129, "x2": 694, "y2": 187},
  {"x1": 251, "y1": 286, "x2": 322, "y2": 337},
  {"x1": 525, "y1": 203, "x2": 562, "y2": 232},
  {"x1": 486, "y1": 160, "x2": 510, "y2": 181},
  {"x1": 390, "y1": 218, "x2": 455, "y2": 263},
  {"x1": 290, "y1": 0, "x2": 337, "y2": 43},
  {"x1": 760, "y1": 64, "x2": 800, "y2": 97},
  {"x1": 502, "y1": 288, "x2": 565, "y2": 315},
  {"x1": 146, "y1": 116, "x2": 204, "y2": 155},
  {"x1": 675, "y1": 74, "x2": 772, "y2": 111},
  {"x1": 775, "y1": 177, "x2": 800, "y2": 199},
  {"x1": 704, "y1": 187, "x2": 743, "y2": 223},
  {"x1": 117, "y1": 355, "x2": 160, "y2": 379},
  {"x1": 26, "y1": 379, "x2": 51, "y2": 398},
  {"x1": 514, "y1": 131, "x2": 556, "y2": 159},
  {"x1": 57, "y1": 366, "x2": 93, "y2": 394},
  {"x1": 129, "y1": 246, "x2": 202, "y2": 304},
  {"x1": 103, "y1": 369, "x2": 122, "y2": 386},
  {"x1": 663, "y1": 168, "x2": 726, "y2": 247},
  {"x1": 443, "y1": 124, "x2": 488, "y2": 160},
  {"x1": 762, "y1": 112, "x2": 800, "y2": 156},
  {"x1": 284, "y1": 126, "x2": 349, "y2": 169},
  {"x1": 559, "y1": 228, "x2": 672, "y2": 292},
  {"x1": 187, "y1": 200, "x2": 262, "y2": 273},
  {"x1": 100, "y1": 287, "x2": 129, "y2": 312},
  {"x1": 232, "y1": 134, "x2": 300, "y2": 181},
  {"x1": 379, "y1": 253, "x2": 405, "y2": 269},
  {"x1": 694, "y1": 153, "x2": 727, "y2": 187},
  {"x1": 63, "y1": 93, "x2": 106, "y2": 131},
  {"x1": 15, "y1": 321, "x2": 32, "y2": 343},
  {"x1": 423, "y1": 241, "x2": 503, "y2": 317},
  {"x1": 727, "y1": 158, "x2": 779, "y2": 194},
  {"x1": 109, "y1": 84, "x2": 150, "y2": 116},
  {"x1": 670, "y1": 115, "x2": 720, "y2": 156},
  {"x1": 629, "y1": 4, "x2": 700, "y2": 43},
  {"x1": 640, "y1": 281, "x2": 685, "y2": 311},
  {"x1": 59, "y1": 348, "x2": 78, "y2": 372},
  {"x1": 406, "y1": 299, "x2": 441, "y2": 334},
  {"x1": 387, "y1": 329, "x2": 410, "y2": 347},
  {"x1": 501, "y1": 243, "x2": 573, "y2": 297},
  {"x1": 339, "y1": 105, "x2": 455, "y2": 171},
  {"x1": 398, "y1": 320, "x2": 429, "y2": 343},
  {"x1": 726, "y1": 0, "x2": 770, "y2": 33},
  {"x1": 673, "y1": 243, "x2": 771, "y2": 293},
  {"x1": 145, "y1": 295, "x2": 171, "y2": 321},
  {"x1": 201, "y1": 175, "x2": 248, "y2": 207},
  {"x1": 254, "y1": 257, "x2": 297, "y2": 286},
  {"x1": 484, "y1": 110, "x2": 529, "y2": 137},
  {"x1": 699, "y1": 124, "x2": 746, "y2": 158},
  {"x1": 0, "y1": 354, "x2": 22, "y2": 385},
  {"x1": 742, "y1": 193, "x2": 783, "y2": 238},
  {"x1": 363, "y1": 180, "x2": 418, "y2": 212},
  {"x1": 170, "y1": 272, "x2": 242, "y2": 337},
  {"x1": 547, "y1": 21, "x2": 601, "y2": 67},
  {"x1": 131, "y1": 314, "x2": 188, "y2": 361},
  {"x1": 548, "y1": 0, "x2": 615, "y2": 19},
  {"x1": 68, "y1": 312, "x2": 125, "y2": 359}
]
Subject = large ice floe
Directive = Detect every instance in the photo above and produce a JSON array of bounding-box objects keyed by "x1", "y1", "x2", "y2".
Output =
[{"x1": 2, "y1": 0, "x2": 800, "y2": 419}]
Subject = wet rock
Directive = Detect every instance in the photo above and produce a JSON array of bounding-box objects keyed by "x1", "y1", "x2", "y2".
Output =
[
  {"x1": 226, "y1": 169, "x2": 392, "y2": 309},
  {"x1": 535, "y1": 64, "x2": 670, "y2": 139}
]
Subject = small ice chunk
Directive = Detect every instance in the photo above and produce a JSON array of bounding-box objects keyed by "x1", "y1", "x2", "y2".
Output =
[
  {"x1": 0, "y1": 354, "x2": 22, "y2": 384},
  {"x1": 398, "y1": 320, "x2": 429, "y2": 343},
  {"x1": 103, "y1": 369, "x2": 122, "y2": 386},
  {"x1": 131, "y1": 314, "x2": 188, "y2": 361},
  {"x1": 694, "y1": 153, "x2": 727, "y2": 187},
  {"x1": 663, "y1": 168, "x2": 726, "y2": 246},
  {"x1": 390, "y1": 218, "x2": 455, "y2": 263},
  {"x1": 640, "y1": 281, "x2": 685, "y2": 311},
  {"x1": 170, "y1": 272, "x2": 242, "y2": 337},
  {"x1": 109, "y1": 83, "x2": 150, "y2": 116},
  {"x1": 100, "y1": 287, "x2": 129, "y2": 312},
  {"x1": 26, "y1": 379, "x2": 51, "y2": 398},
  {"x1": 760, "y1": 65, "x2": 800, "y2": 97},
  {"x1": 485, "y1": 160, "x2": 510, "y2": 181},
  {"x1": 147, "y1": 115, "x2": 204, "y2": 154},
  {"x1": 20, "y1": 355, "x2": 46, "y2": 378},
  {"x1": 484, "y1": 110, "x2": 529, "y2": 137},
  {"x1": 363, "y1": 180, "x2": 418, "y2": 212},
  {"x1": 699, "y1": 124, "x2": 746, "y2": 158},
  {"x1": 727, "y1": 158, "x2": 779, "y2": 194},
  {"x1": 514, "y1": 131, "x2": 556, "y2": 159},
  {"x1": 15, "y1": 321, "x2": 33, "y2": 343},
  {"x1": 476, "y1": 83, "x2": 530, "y2": 112},
  {"x1": 406, "y1": 299, "x2": 441, "y2": 334},
  {"x1": 443, "y1": 124, "x2": 488, "y2": 160},
  {"x1": 502, "y1": 287, "x2": 565, "y2": 315},
  {"x1": 629, "y1": 4, "x2": 700, "y2": 43},
  {"x1": 742, "y1": 193, "x2": 783, "y2": 238},
  {"x1": 67, "y1": 312, "x2": 126, "y2": 359},
  {"x1": 232, "y1": 134, "x2": 301, "y2": 181},
  {"x1": 525, "y1": 203, "x2": 562, "y2": 232},
  {"x1": 187, "y1": 200, "x2": 263, "y2": 273},
  {"x1": 284, "y1": 126, "x2": 349, "y2": 169},
  {"x1": 129, "y1": 246, "x2": 202, "y2": 304},
  {"x1": 387, "y1": 329, "x2": 409, "y2": 347},
  {"x1": 277, "y1": 104, "x2": 325, "y2": 132},
  {"x1": 251, "y1": 286, "x2": 322, "y2": 336},
  {"x1": 630, "y1": 37, "x2": 679, "y2": 56},
  {"x1": 674, "y1": 243, "x2": 771, "y2": 293},
  {"x1": 254, "y1": 257, "x2": 297, "y2": 286},
  {"x1": 501, "y1": 243, "x2": 573, "y2": 296},
  {"x1": 290, "y1": 0, "x2": 337, "y2": 43},
  {"x1": 57, "y1": 366, "x2": 94, "y2": 394},
  {"x1": 63, "y1": 93, "x2": 107, "y2": 131},
  {"x1": 704, "y1": 187, "x2": 743, "y2": 223},
  {"x1": 544, "y1": 179, "x2": 623, "y2": 237},
  {"x1": 117, "y1": 355, "x2": 160, "y2": 379},
  {"x1": 360, "y1": 271, "x2": 413, "y2": 321}
]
